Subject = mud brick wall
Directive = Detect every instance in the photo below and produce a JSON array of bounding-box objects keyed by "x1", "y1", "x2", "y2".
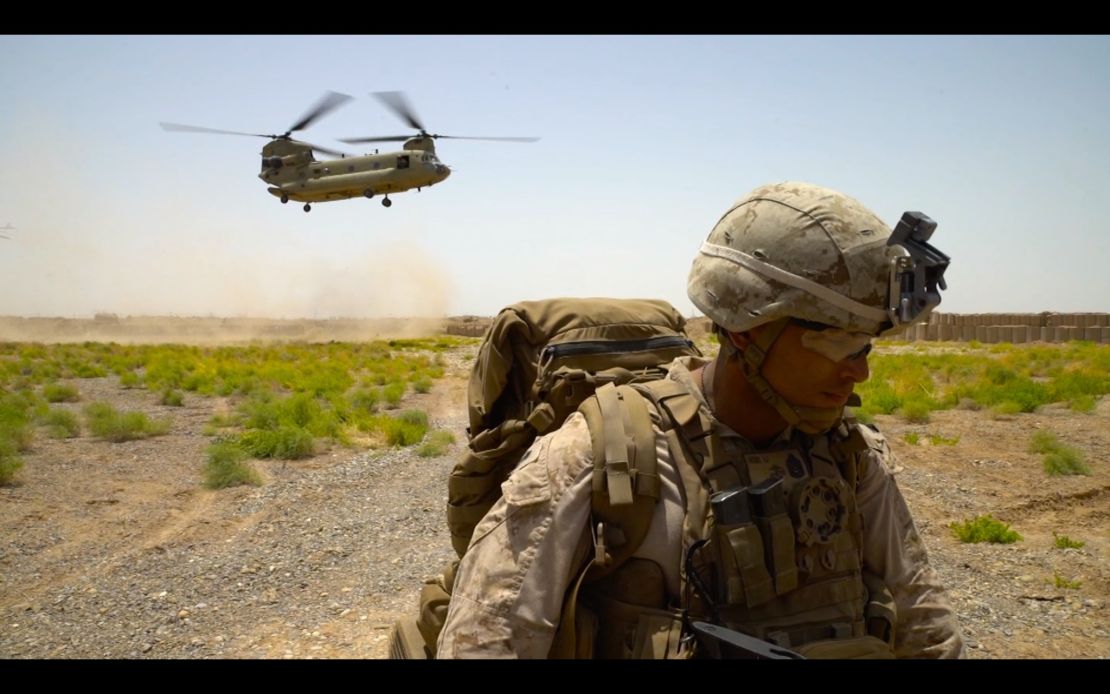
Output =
[{"x1": 905, "y1": 313, "x2": 1110, "y2": 344}]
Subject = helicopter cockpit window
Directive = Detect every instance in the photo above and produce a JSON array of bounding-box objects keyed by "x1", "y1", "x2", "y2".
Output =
[{"x1": 397, "y1": 155, "x2": 410, "y2": 170}]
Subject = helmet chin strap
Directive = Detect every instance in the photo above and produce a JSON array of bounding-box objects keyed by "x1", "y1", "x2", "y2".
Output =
[{"x1": 728, "y1": 317, "x2": 847, "y2": 436}]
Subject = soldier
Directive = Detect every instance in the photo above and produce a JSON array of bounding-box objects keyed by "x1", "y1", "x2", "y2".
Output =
[{"x1": 437, "y1": 182, "x2": 965, "y2": 659}]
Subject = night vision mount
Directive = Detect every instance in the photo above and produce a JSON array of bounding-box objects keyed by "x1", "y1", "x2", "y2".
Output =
[{"x1": 886, "y1": 211, "x2": 950, "y2": 326}]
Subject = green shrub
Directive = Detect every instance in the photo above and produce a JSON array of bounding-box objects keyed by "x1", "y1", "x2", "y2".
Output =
[
  {"x1": 0, "y1": 398, "x2": 34, "y2": 452},
  {"x1": 206, "y1": 413, "x2": 239, "y2": 429},
  {"x1": 417, "y1": 430, "x2": 455, "y2": 457},
  {"x1": 1043, "y1": 449, "x2": 1090, "y2": 476},
  {"x1": 43, "y1": 382, "x2": 79, "y2": 403},
  {"x1": 991, "y1": 401, "x2": 1023, "y2": 417},
  {"x1": 928, "y1": 434, "x2": 960, "y2": 446},
  {"x1": 899, "y1": 399, "x2": 932, "y2": 424},
  {"x1": 69, "y1": 361, "x2": 106, "y2": 378},
  {"x1": 1049, "y1": 369, "x2": 1107, "y2": 410},
  {"x1": 1028, "y1": 431, "x2": 1058, "y2": 454},
  {"x1": 41, "y1": 408, "x2": 80, "y2": 438},
  {"x1": 949, "y1": 515, "x2": 1022, "y2": 544},
  {"x1": 1029, "y1": 431, "x2": 1090, "y2": 476},
  {"x1": 285, "y1": 393, "x2": 319, "y2": 428},
  {"x1": 239, "y1": 395, "x2": 281, "y2": 431},
  {"x1": 238, "y1": 426, "x2": 315, "y2": 460},
  {"x1": 1053, "y1": 533, "x2": 1085, "y2": 550},
  {"x1": 84, "y1": 402, "x2": 170, "y2": 442},
  {"x1": 2, "y1": 425, "x2": 34, "y2": 452},
  {"x1": 383, "y1": 409, "x2": 429, "y2": 446},
  {"x1": 903, "y1": 432, "x2": 920, "y2": 445},
  {"x1": 350, "y1": 388, "x2": 380, "y2": 413},
  {"x1": 1051, "y1": 572, "x2": 1082, "y2": 590},
  {"x1": 1068, "y1": 395, "x2": 1097, "y2": 413},
  {"x1": 0, "y1": 440, "x2": 23, "y2": 485},
  {"x1": 397, "y1": 409, "x2": 428, "y2": 426},
  {"x1": 203, "y1": 441, "x2": 261, "y2": 489},
  {"x1": 382, "y1": 382, "x2": 406, "y2": 409},
  {"x1": 160, "y1": 389, "x2": 185, "y2": 407},
  {"x1": 860, "y1": 383, "x2": 901, "y2": 416}
]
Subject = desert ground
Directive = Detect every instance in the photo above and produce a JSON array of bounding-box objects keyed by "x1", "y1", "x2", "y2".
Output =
[{"x1": 1, "y1": 318, "x2": 1107, "y2": 659}]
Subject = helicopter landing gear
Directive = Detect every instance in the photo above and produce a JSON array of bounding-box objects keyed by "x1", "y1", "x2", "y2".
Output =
[
  {"x1": 280, "y1": 194, "x2": 289, "y2": 204},
  {"x1": 381, "y1": 197, "x2": 392, "y2": 208},
  {"x1": 363, "y1": 189, "x2": 374, "y2": 199},
  {"x1": 303, "y1": 203, "x2": 311, "y2": 213}
]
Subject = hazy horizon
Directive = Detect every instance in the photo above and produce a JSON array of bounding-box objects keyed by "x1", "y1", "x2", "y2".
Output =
[{"x1": 3, "y1": 36, "x2": 1108, "y2": 319}]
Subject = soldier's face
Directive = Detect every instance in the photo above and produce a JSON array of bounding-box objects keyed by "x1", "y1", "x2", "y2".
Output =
[{"x1": 742, "y1": 322, "x2": 871, "y2": 409}]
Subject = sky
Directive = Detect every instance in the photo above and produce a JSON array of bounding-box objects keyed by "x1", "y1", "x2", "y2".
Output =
[{"x1": 1, "y1": 35, "x2": 1108, "y2": 319}]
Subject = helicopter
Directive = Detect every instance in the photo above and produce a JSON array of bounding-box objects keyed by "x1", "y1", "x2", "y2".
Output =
[{"x1": 161, "y1": 91, "x2": 538, "y2": 212}]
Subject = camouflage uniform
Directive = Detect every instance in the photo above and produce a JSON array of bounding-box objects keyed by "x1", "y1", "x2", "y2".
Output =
[
  {"x1": 437, "y1": 357, "x2": 965, "y2": 658},
  {"x1": 438, "y1": 182, "x2": 964, "y2": 658}
]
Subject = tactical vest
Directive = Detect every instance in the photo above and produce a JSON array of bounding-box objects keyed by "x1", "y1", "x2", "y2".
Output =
[{"x1": 554, "y1": 376, "x2": 898, "y2": 659}]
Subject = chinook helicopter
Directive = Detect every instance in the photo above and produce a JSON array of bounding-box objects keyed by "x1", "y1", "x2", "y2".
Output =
[{"x1": 160, "y1": 91, "x2": 538, "y2": 211}]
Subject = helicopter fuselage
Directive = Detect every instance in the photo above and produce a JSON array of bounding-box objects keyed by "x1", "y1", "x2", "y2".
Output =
[
  {"x1": 258, "y1": 137, "x2": 450, "y2": 204},
  {"x1": 163, "y1": 90, "x2": 532, "y2": 211}
]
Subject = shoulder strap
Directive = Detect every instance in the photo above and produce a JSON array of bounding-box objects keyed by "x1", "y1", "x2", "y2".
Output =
[
  {"x1": 578, "y1": 383, "x2": 661, "y2": 579},
  {"x1": 579, "y1": 375, "x2": 726, "y2": 578},
  {"x1": 633, "y1": 379, "x2": 718, "y2": 549}
]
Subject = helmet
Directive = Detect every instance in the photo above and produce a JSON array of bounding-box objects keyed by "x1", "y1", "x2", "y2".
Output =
[
  {"x1": 688, "y1": 181, "x2": 951, "y2": 434},
  {"x1": 687, "y1": 181, "x2": 949, "y2": 337}
]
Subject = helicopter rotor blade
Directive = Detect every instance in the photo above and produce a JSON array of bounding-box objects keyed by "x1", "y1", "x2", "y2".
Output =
[
  {"x1": 433, "y1": 135, "x2": 541, "y2": 143},
  {"x1": 303, "y1": 142, "x2": 350, "y2": 158},
  {"x1": 373, "y1": 92, "x2": 425, "y2": 132},
  {"x1": 160, "y1": 122, "x2": 275, "y2": 138},
  {"x1": 337, "y1": 135, "x2": 413, "y2": 144},
  {"x1": 286, "y1": 91, "x2": 354, "y2": 136}
]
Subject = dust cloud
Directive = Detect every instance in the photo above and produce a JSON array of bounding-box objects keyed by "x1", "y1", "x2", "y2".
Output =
[
  {"x1": 0, "y1": 112, "x2": 455, "y2": 342},
  {"x1": 0, "y1": 239, "x2": 454, "y2": 343}
]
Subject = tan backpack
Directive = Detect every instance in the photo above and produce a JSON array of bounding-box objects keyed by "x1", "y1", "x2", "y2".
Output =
[{"x1": 389, "y1": 297, "x2": 702, "y2": 658}]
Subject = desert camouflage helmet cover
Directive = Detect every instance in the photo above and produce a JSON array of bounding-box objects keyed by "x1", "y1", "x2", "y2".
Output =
[{"x1": 688, "y1": 181, "x2": 947, "y2": 337}]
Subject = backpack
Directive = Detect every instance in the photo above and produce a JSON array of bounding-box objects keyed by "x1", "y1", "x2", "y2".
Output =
[{"x1": 389, "y1": 297, "x2": 703, "y2": 658}]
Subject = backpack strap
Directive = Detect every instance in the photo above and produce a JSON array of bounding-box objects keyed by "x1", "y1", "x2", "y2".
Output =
[
  {"x1": 578, "y1": 383, "x2": 660, "y2": 579},
  {"x1": 637, "y1": 380, "x2": 720, "y2": 481},
  {"x1": 578, "y1": 376, "x2": 725, "y2": 580}
]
